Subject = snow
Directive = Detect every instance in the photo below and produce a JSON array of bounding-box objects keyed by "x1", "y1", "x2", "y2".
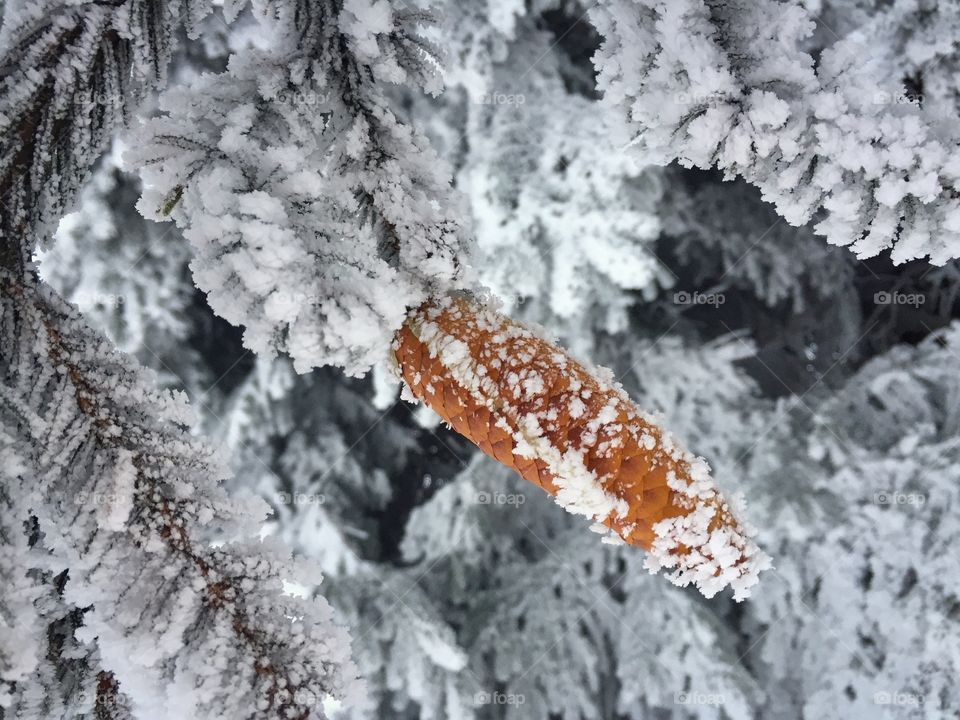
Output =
[
  {"x1": 590, "y1": 0, "x2": 960, "y2": 265},
  {"x1": 0, "y1": 278, "x2": 360, "y2": 718},
  {"x1": 12, "y1": 0, "x2": 960, "y2": 715},
  {"x1": 127, "y1": 4, "x2": 473, "y2": 376},
  {"x1": 99, "y1": 448, "x2": 137, "y2": 532}
]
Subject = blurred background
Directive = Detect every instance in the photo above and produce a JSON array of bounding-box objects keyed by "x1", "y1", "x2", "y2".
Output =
[{"x1": 38, "y1": 1, "x2": 960, "y2": 717}]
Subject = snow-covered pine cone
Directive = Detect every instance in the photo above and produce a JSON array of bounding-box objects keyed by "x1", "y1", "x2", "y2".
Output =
[{"x1": 393, "y1": 295, "x2": 771, "y2": 600}]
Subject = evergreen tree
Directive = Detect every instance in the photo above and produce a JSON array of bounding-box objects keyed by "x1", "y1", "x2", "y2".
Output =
[{"x1": 5, "y1": 0, "x2": 960, "y2": 718}]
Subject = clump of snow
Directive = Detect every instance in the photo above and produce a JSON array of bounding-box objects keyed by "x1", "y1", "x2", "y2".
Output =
[
  {"x1": 98, "y1": 448, "x2": 137, "y2": 532},
  {"x1": 644, "y1": 499, "x2": 772, "y2": 601}
]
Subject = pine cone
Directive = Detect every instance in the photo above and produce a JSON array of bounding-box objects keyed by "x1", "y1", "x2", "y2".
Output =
[{"x1": 393, "y1": 295, "x2": 770, "y2": 600}]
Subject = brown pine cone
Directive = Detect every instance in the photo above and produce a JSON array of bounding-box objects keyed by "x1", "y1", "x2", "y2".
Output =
[{"x1": 392, "y1": 295, "x2": 770, "y2": 600}]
